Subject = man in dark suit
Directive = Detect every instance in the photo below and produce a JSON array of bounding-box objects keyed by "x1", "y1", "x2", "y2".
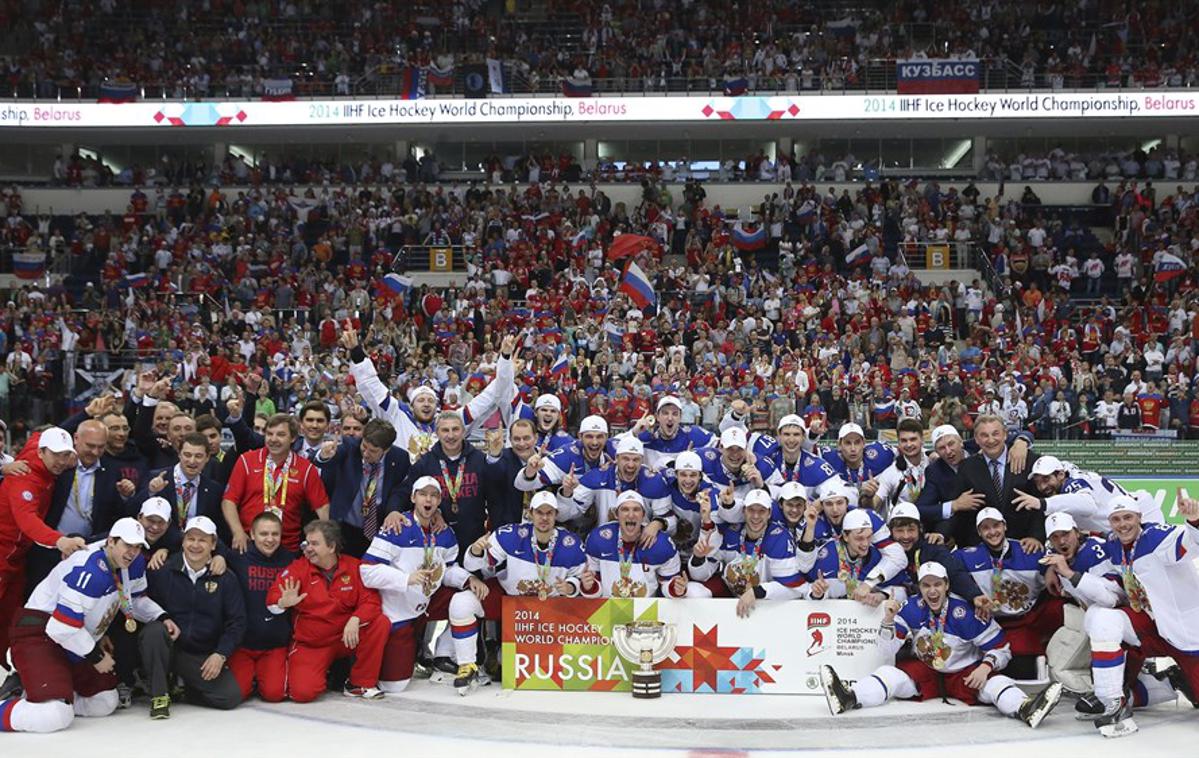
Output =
[
  {"x1": 24, "y1": 419, "x2": 135, "y2": 591},
  {"x1": 917, "y1": 423, "x2": 1035, "y2": 543},
  {"x1": 314, "y1": 419, "x2": 410, "y2": 557},
  {"x1": 952, "y1": 415, "x2": 1043, "y2": 548},
  {"x1": 133, "y1": 432, "x2": 228, "y2": 544}
]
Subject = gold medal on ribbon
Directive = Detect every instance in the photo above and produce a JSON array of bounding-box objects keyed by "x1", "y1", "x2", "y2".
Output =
[{"x1": 125, "y1": 618, "x2": 138, "y2": 633}]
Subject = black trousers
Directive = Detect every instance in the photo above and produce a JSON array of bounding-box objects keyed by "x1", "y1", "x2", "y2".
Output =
[{"x1": 138, "y1": 621, "x2": 241, "y2": 710}]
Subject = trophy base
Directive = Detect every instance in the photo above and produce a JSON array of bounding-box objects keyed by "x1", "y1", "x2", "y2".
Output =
[{"x1": 630, "y1": 670, "x2": 662, "y2": 699}]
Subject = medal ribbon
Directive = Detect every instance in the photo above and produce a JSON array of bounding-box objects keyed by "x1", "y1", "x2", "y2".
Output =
[
  {"x1": 106, "y1": 554, "x2": 134, "y2": 627},
  {"x1": 532, "y1": 529, "x2": 558, "y2": 587},
  {"x1": 1120, "y1": 540, "x2": 1150, "y2": 612},
  {"x1": 836, "y1": 539, "x2": 865, "y2": 592},
  {"x1": 421, "y1": 523, "x2": 436, "y2": 566},
  {"x1": 741, "y1": 532, "x2": 764, "y2": 576},
  {"x1": 70, "y1": 466, "x2": 96, "y2": 521},
  {"x1": 438, "y1": 458, "x2": 464, "y2": 507},
  {"x1": 618, "y1": 539, "x2": 635, "y2": 579},
  {"x1": 262, "y1": 452, "x2": 292, "y2": 513}
]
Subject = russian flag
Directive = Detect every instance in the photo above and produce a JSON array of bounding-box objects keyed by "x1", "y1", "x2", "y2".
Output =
[
  {"x1": 561, "y1": 76, "x2": 593, "y2": 97},
  {"x1": 1154, "y1": 251, "x2": 1187, "y2": 282},
  {"x1": 11, "y1": 252, "x2": 46, "y2": 279},
  {"x1": 426, "y1": 63, "x2": 455, "y2": 87},
  {"x1": 722, "y1": 76, "x2": 749, "y2": 96},
  {"x1": 550, "y1": 353, "x2": 570, "y2": 378},
  {"x1": 607, "y1": 233, "x2": 658, "y2": 262},
  {"x1": 731, "y1": 222, "x2": 767, "y2": 251},
  {"x1": 379, "y1": 273, "x2": 413, "y2": 298},
  {"x1": 845, "y1": 243, "x2": 870, "y2": 266},
  {"x1": 620, "y1": 260, "x2": 656, "y2": 309},
  {"x1": 400, "y1": 67, "x2": 425, "y2": 100},
  {"x1": 98, "y1": 81, "x2": 138, "y2": 103},
  {"x1": 123, "y1": 272, "x2": 153, "y2": 289}
]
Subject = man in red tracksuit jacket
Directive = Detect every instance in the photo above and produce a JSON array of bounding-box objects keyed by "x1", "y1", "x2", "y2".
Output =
[
  {"x1": 266, "y1": 519, "x2": 387, "y2": 702},
  {"x1": 0, "y1": 428, "x2": 85, "y2": 678}
]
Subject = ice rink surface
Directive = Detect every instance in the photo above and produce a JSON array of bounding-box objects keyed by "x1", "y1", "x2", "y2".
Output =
[{"x1": 7, "y1": 679, "x2": 1194, "y2": 758}]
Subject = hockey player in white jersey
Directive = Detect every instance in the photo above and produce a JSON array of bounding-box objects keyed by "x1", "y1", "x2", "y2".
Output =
[
  {"x1": 1038, "y1": 512, "x2": 1180, "y2": 717},
  {"x1": 2, "y1": 518, "x2": 166, "y2": 733},
  {"x1": 360, "y1": 476, "x2": 481, "y2": 694},
  {"x1": 862, "y1": 418, "x2": 931, "y2": 519},
  {"x1": 514, "y1": 415, "x2": 615, "y2": 494},
  {"x1": 342, "y1": 329, "x2": 515, "y2": 461},
  {"x1": 687, "y1": 489, "x2": 811, "y2": 614},
  {"x1": 697, "y1": 426, "x2": 784, "y2": 518},
  {"x1": 751, "y1": 415, "x2": 837, "y2": 497},
  {"x1": 1015, "y1": 455, "x2": 1166, "y2": 532},
  {"x1": 450, "y1": 491, "x2": 586, "y2": 695},
  {"x1": 559, "y1": 436, "x2": 675, "y2": 538},
  {"x1": 668, "y1": 451, "x2": 720, "y2": 554},
  {"x1": 806, "y1": 509, "x2": 910, "y2": 605},
  {"x1": 1080, "y1": 495, "x2": 1199, "y2": 737},
  {"x1": 578, "y1": 492, "x2": 695, "y2": 599},
  {"x1": 820, "y1": 562, "x2": 1063, "y2": 728},
  {"x1": 794, "y1": 478, "x2": 906, "y2": 590}
]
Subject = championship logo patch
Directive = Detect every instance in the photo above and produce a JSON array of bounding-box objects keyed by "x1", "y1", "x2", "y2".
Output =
[
  {"x1": 21, "y1": 490, "x2": 33, "y2": 501},
  {"x1": 518, "y1": 526, "x2": 529, "y2": 539}
]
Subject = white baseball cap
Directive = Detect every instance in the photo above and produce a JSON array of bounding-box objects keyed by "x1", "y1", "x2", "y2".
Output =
[
  {"x1": 1108, "y1": 495, "x2": 1140, "y2": 516},
  {"x1": 579, "y1": 415, "x2": 609, "y2": 435},
  {"x1": 930, "y1": 424, "x2": 961, "y2": 446},
  {"x1": 534, "y1": 394, "x2": 562, "y2": 412},
  {"x1": 843, "y1": 509, "x2": 873, "y2": 532},
  {"x1": 776, "y1": 414, "x2": 806, "y2": 432},
  {"x1": 720, "y1": 426, "x2": 748, "y2": 449},
  {"x1": 837, "y1": 423, "x2": 865, "y2": 441},
  {"x1": 674, "y1": 451, "x2": 703, "y2": 473},
  {"x1": 817, "y1": 478, "x2": 853, "y2": 502},
  {"x1": 183, "y1": 515, "x2": 217, "y2": 537},
  {"x1": 975, "y1": 507, "x2": 1006, "y2": 527},
  {"x1": 1045, "y1": 512, "x2": 1077, "y2": 535},
  {"x1": 407, "y1": 385, "x2": 438, "y2": 403},
  {"x1": 529, "y1": 491, "x2": 559, "y2": 512},
  {"x1": 139, "y1": 496, "x2": 172, "y2": 522},
  {"x1": 656, "y1": 395, "x2": 683, "y2": 412},
  {"x1": 778, "y1": 481, "x2": 806, "y2": 501},
  {"x1": 110, "y1": 517, "x2": 150, "y2": 548},
  {"x1": 744, "y1": 489, "x2": 773, "y2": 511},
  {"x1": 38, "y1": 427, "x2": 75, "y2": 454},
  {"x1": 615, "y1": 436, "x2": 645, "y2": 457},
  {"x1": 616, "y1": 490, "x2": 647, "y2": 511},
  {"x1": 888, "y1": 502, "x2": 921, "y2": 524},
  {"x1": 917, "y1": 562, "x2": 948, "y2": 581},
  {"x1": 413, "y1": 475, "x2": 442, "y2": 494},
  {"x1": 1030, "y1": 455, "x2": 1066, "y2": 477}
]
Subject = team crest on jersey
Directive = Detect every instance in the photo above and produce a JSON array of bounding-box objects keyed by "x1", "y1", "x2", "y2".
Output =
[
  {"x1": 866, "y1": 449, "x2": 878, "y2": 460},
  {"x1": 562, "y1": 534, "x2": 576, "y2": 547},
  {"x1": 97, "y1": 561, "x2": 109, "y2": 573},
  {"x1": 341, "y1": 575, "x2": 352, "y2": 584},
  {"x1": 21, "y1": 490, "x2": 33, "y2": 501},
  {"x1": 952, "y1": 606, "x2": 967, "y2": 620},
  {"x1": 817, "y1": 547, "x2": 829, "y2": 560},
  {"x1": 702, "y1": 450, "x2": 717, "y2": 461},
  {"x1": 204, "y1": 580, "x2": 219, "y2": 594},
  {"x1": 518, "y1": 526, "x2": 529, "y2": 539},
  {"x1": 600, "y1": 527, "x2": 613, "y2": 540}
]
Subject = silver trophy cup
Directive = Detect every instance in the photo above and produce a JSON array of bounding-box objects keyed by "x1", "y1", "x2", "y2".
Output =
[{"x1": 612, "y1": 621, "x2": 677, "y2": 698}]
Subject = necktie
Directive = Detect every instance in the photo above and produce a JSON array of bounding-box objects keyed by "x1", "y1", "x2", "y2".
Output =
[
  {"x1": 362, "y1": 463, "x2": 381, "y2": 540},
  {"x1": 178, "y1": 481, "x2": 195, "y2": 526},
  {"x1": 990, "y1": 458, "x2": 1003, "y2": 495}
]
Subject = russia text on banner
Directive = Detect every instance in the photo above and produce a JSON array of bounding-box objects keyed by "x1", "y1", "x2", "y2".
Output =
[{"x1": 501, "y1": 597, "x2": 888, "y2": 694}]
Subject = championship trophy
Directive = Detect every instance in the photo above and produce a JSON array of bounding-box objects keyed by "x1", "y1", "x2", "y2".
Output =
[{"x1": 612, "y1": 621, "x2": 677, "y2": 698}]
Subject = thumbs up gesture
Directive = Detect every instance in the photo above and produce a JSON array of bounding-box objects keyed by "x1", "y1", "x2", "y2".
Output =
[{"x1": 859, "y1": 470, "x2": 880, "y2": 499}]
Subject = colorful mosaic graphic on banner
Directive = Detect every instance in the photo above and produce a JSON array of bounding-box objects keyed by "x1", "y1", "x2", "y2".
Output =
[{"x1": 501, "y1": 597, "x2": 888, "y2": 695}]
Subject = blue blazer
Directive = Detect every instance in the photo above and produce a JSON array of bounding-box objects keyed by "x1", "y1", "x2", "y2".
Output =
[
  {"x1": 132, "y1": 468, "x2": 228, "y2": 544},
  {"x1": 48, "y1": 461, "x2": 134, "y2": 539},
  {"x1": 316, "y1": 437, "x2": 411, "y2": 523}
]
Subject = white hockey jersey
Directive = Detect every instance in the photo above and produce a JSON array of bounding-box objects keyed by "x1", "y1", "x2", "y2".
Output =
[
  {"x1": 463, "y1": 523, "x2": 586, "y2": 598},
  {"x1": 1100, "y1": 522, "x2": 1199, "y2": 653},
  {"x1": 955, "y1": 539, "x2": 1046, "y2": 618},
  {"x1": 25, "y1": 542, "x2": 165, "y2": 660},
  {"x1": 885, "y1": 594, "x2": 1013, "y2": 674},
  {"x1": 581, "y1": 522, "x2": 684, "y2": 598},
  {"x1": 360, "y1": 521, "x2": 471, "y2": 623}
]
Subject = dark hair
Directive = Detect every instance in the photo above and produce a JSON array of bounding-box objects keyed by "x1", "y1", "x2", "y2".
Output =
[
  {"x1": 194, "y1": 414, "x2": 221, "y2": 434},
  {"x1": 251, "y1": 511, "x2": 283, "y2": 530},
  {"x1": 896, "y1": 418, "x2": 924, "y2": 435},
  {"x1": 179, "y1": 432, "x2": 211, "y2": 452},
  {"x1": 362, "y1": 418, "x2": 398, "y2": 449},
  {"x1": 299, "y1": 401, "x2": 330, "y2": 422}
]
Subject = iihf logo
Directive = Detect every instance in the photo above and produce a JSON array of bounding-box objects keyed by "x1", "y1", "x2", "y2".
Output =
[{"x1": 806, "y1": 612, "x2": 830, "y2": 657}]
